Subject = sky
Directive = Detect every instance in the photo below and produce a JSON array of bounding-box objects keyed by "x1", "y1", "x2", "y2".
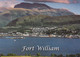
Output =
[
  {"x1": 24, "y1": 0, "x2": 80, "y2": 3},
  {"x1": 0, "y1": 0, "x2": 80, "y2": 14},
  {"x1": 46, "y1": 3, "x2": 80, "y2": 15}
]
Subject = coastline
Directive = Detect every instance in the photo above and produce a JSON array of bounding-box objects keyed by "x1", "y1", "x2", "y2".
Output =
[{"x1": 0, "y1": 35, "x2": 80, "y2": 39}]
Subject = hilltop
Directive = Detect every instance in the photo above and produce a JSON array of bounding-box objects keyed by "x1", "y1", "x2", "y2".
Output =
[{"x1": 14, "y1": 2, "x2": 52, "y2": 10}]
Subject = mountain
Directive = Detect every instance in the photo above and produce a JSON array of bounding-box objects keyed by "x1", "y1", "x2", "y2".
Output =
[
  {"x1": 14, "y1": 3, "x2": 74, "y2": 16},
  {"x1": 7, "y1": 15, "x2": 80, "y2": 29},
  {"x1": 14, "y1": 3, "x2": 52, "y2": 10},
  {"x1": 14, "y1": 3, "x2": 75, "y2": 16},
  {"x1": 0, "y1": 6, "x2": 75, "y2": 27}
]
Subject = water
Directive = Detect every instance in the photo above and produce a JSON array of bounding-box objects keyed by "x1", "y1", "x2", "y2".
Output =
[{"x1": 0, "y1": 37, "x2": 80, "y2": 56}]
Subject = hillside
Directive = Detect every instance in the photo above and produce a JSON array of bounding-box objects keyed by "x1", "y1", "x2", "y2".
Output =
[
  {"x1": 7, "y1": 15, "x2": 80, "y2": 29},
  {"x1": 0, "y1": 7, "x2": 74, "y2": 27}
]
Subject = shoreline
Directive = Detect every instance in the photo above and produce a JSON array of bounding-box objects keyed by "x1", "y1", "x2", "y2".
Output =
[{"x1": 0, "y1": 36, "x2": 80, "y2": 39}]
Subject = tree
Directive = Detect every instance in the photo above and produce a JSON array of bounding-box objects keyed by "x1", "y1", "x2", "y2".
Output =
[
  {"x1": 0, "y1": 54, "x2": 4, "y2": 56},
  {"x1": 28, "y1": 54, "x2": 31, "y2": 56},
  {"x1": 25, "y1": 53, "x2": 28, "y2": 56},
  {"x1": 76, "y1": 54, "x2": 80, "y2": 57},
  {"x1": 7, "y1": 53, "x2": 16, "y2": 56},
  {"x1": 57, "y1": 54, "x2": 63, "y2": 57},
  {"x1": 51, "y1": 53, "x2": 57, "y2": 57},
  {"x1": 66, "y1": 55, "x2": 69, "y2": 57},
  {"x1": 37, "y1": 53, "x2": 41, "y2": 56},
  {"x1": 68, "y1": 54, "x2": 76, "y2": 57}
]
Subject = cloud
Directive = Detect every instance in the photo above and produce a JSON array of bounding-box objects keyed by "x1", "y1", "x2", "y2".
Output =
[
  {"x1": 0, "y1": 0, "x2": 20, "y2": 8},
  {"x1": 24, "y1": 0, "x2": 80, "y2": 3}
]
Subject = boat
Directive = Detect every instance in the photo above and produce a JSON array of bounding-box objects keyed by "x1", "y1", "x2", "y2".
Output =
[{"x1": 14, "y1": 40, "x2": 16, "y2": 42}]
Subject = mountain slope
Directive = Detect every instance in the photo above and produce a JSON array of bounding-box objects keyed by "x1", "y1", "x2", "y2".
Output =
[
  {"x1": 0, "y1": 7, "x2": 74, "y2": 27},
  {"x1": 7, "y1": 15, "x2": 80, "y2": 28}
]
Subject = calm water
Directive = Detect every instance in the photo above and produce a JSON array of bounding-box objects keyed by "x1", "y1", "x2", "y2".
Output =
[{"x1": 0, "y1": 37, "x2": 80, "y2": 56}]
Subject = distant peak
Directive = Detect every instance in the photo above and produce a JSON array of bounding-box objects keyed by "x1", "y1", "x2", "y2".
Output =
[{"x1": 14, "y1": 2, "x2": 52, "y2": 10}]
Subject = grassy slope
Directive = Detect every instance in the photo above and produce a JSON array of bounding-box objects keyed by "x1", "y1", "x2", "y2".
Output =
[
  {"x1": 0, "y1": 8, "x2": 36, "y2": 27},
  {"x1": 7, "y1": 15, "x2": 80, "y2": 29}
]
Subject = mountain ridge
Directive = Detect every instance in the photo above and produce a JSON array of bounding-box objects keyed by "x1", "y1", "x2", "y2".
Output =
[{"x1": 14, "y1": 2, "x2": 52, "y2": 10}]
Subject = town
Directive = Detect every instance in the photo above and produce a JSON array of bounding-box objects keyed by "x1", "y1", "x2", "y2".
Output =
[{"x1": 0, "y1": 27, "x2": 80, "y2": 39}]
